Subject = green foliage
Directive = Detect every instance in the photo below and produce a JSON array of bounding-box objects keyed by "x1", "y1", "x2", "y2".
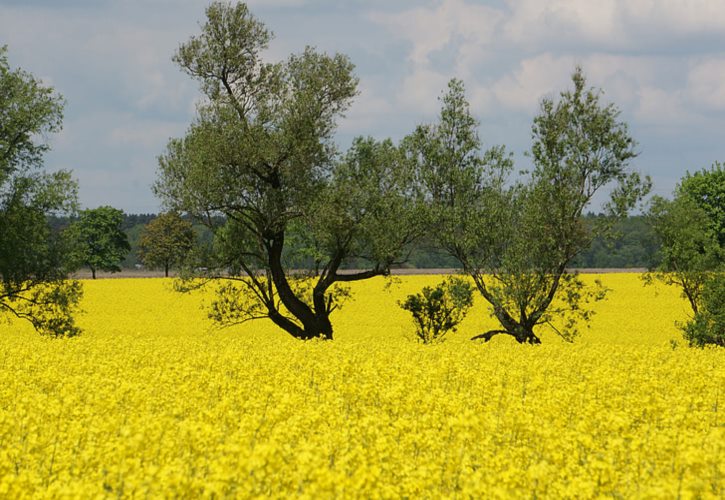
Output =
[
  {"x1": 644, "y1": 193, "x2": 722, "y2": 313},
  {"x1": 644, "y1": 165, "x2": 723, "y2": 348},
  {"x1": 156, "y1": 2, "x2": 418, "y2": 340},
  {"x1": 0, "y1": 45, "x2": 81, "y2": 337},
  {"x1": 570, "y1": 215, "x2": 657, "y2": 268},
  {"x1": 1, "y1": 280, "x2": 82, "y2": 337},
  {"x1": 399, "y1": 276, "x2": 474, "y2": 344},
  {"x1": 207, "y1": 277, "x2": 351, "y2": 329},
  {"x1": 121, "y1": 222, "x2": 145, "y2": 268},
  {"x1": 682, "y1": 274, "x2": 725, "y2": 347},
  {"x1": 0, "y1": 46, "x2": 64, "y2": 181},
  {"x1": 409, "y1": 69, "x2": 649, "y2": 344},
  {"x1": 678, "y1": 163, "x2": 724, "y2": 246},
  {"x1": 68, "y1": 206, "x2": 131, "y2": 279},
  {"x1": 138, "y1": 212, "x2": 195, "y2": 277}
]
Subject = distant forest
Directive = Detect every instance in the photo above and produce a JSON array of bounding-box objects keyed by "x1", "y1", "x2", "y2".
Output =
[
  {"x1": 49, "y1": 213, "x2": 658, "y2": 270},
  {"x1": 404, "y1": 214, "x2": 658, "y2": 269}
]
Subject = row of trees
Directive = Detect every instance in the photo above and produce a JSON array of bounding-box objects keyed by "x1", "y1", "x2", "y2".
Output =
[
  {"x1": 67, "y1": 208, "x2": 195, "y2": 279},
  {"x1": 87, "y1": 211, "x2": 662, "y2": 270},
  {"x1": 155, "y1": 2, "x2": 720, "y2": 345},
  {"x1": 155, "y1": 2, "x2": 652, "y2": 344},
  {"x1": 49, "y1": 209, "x2": 662, "y2": 273},
  {"x1": 45, "y1": 207, "x2": 196, "y2": 279},
  {"x1": 1, "y1": 1, "x2": 722, "y2": 345}
]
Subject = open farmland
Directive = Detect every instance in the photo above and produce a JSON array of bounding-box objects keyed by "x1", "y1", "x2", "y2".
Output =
[{"x1": 0, "y1": 274, "x2": 722, "y2": 498}]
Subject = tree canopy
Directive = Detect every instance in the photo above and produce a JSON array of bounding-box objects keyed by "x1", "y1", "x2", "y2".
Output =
[
  {"x1": 644, "y1": 164, "x2": 723, "y2": 346},
  {"x1": 679, "y1": 163, "x2": 724, "y2": 246},
  {"x1": 156, "y1": 2, "x2": 419, "y2": 339},
  {"x1": 408, "y1": 70, "x2": 650, "y2": 344},
  {"x1": 138, "y1": 212, "x2": 195, "y2": 277},
  {"x1": 68, "y1": 206, "x2": 131, "y2": 279},
  {"x1": 0, "y1": 45, "x2": 82, "y2": 337}
]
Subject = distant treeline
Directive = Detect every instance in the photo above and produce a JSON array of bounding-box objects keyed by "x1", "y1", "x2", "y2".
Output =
[
  {"x1": 48, "y1": 212, "x2": 658, "y2": 270},
  {"x1": 406, "y1": 214, "x2": 657, "y2": 269}
]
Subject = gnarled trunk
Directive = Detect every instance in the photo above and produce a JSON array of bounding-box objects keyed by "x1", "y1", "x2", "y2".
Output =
[
  {"x1": 469, "y1": 272, "x2": 556, "y2": 345},
  {"x1": 268, "y1": 309, "x2": 333, "y2": 340},
  {"x1": 302, "y1": 314, "x2": 334, "y2": 340},
  {"x1": 265, "y1": 233, "x2": 335, "y2": 340},
  {"x1": 471, "y1": 326, "x2": 541, "y2": 344}
]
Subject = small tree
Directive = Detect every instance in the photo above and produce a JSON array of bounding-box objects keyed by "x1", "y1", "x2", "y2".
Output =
[
  {"x1": 678, "y1": 163, "x2": 724, "y2": 246},
  {"x1": 682, "y1": 275, "x2": 724, "y2": 347},
  {"x1": 644, "y1": 194, "x2": 721, "y2": 313},
  {"x1": 0, "y1": 45, "x2": 82, "y2": 337},
  {"x1": 407, "y1": 70, "x2": 649, "y2": 344},
  {"x1": 400, "y1": 277, "x2": 474, "y2": 344},
  {"x1": 68, "y1": 206, "x2": 130, "y2": 279},
  {"x1": 644, "y1": 165, "x2": 723, "y2": 345},
  {"x1": 138, "y1": 212, "x2": 195, "y2": 277}
]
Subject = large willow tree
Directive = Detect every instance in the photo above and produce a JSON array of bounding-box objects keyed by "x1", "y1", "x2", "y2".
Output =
[{"x1": 156, "y1": 2, "x2": 419, "y2": 339}]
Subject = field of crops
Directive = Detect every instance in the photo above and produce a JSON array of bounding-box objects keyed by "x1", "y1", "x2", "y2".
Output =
[{"x1": 0, "y1": 274, "x2": 722, "y2": 498}]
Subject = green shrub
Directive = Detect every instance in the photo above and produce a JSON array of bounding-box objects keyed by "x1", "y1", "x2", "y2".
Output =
[
  {"x1": 399, "y1": 277, "x2": 474, "y2": 344},
  {"x1": 683, "y1": 274, "x2": 724, "y2": 347}
]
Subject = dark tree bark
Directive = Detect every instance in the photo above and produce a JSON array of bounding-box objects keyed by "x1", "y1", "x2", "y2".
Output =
[
  {"x1": 264, "y1": 233, "x2": 337, "y2": 340},
  {"x1": 471, "y1": 327, "x2": 542, "y2": 344}
]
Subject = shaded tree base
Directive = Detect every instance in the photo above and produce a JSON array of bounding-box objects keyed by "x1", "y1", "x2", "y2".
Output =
[{"x1": 471, "y1": 329, "x2": 542, "y2": 344}]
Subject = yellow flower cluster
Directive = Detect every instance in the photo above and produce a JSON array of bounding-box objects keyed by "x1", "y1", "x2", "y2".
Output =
[{"x1": 0, "y1": 274, "x2": 722, "y2": 498}]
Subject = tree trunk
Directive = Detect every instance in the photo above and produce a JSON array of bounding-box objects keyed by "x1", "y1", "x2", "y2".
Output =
[
  {"x1": 91, "y1": 267, "x2": 96, "y2": 279},
  {"x1": 514, "y1": 325, "x2": 541, "y2": 344},
  {"x1": 471, "y1": 327, "x2": 541, "y2": 344},
  {"x1": 265, "y1": 233, "x2": 336, "y2": 340},
  {"x1": 164, "y1": 262, "x2": 169, "y2": 278},
  {"x1": 268, "y1": 310, "x2": 333, "y2": 340},
  {"x1": 303, "y1": 315, "x2": 334, "y2": 340}
]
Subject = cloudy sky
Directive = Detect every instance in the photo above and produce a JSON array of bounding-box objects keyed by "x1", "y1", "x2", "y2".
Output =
[{"x1": 2, "y1": 0, "x2": 724, "y2": 213}]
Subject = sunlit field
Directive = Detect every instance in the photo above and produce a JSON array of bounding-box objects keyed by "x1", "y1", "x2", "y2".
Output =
[{"x1": 1, "y1": 274, "x2": 722, "y2": 498}]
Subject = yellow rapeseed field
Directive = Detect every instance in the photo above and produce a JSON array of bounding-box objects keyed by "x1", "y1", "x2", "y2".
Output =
[{"x1": 0, "y1": 274, "x2": 722, "y2": 498}]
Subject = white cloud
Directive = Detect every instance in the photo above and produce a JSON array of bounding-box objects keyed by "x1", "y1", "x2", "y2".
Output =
[
  {"x1": 339, "y1": 79, "x2": 393, "y2": 135},
  {"x1": 635, "y1": 86, "x2": 689, "y2": 124},
  {"x1": 371, "y1": 2, "x2": 455, "y2": 66},
  {"x1": 245, "y1": 0, "x2": 307, "y2": 6},
  {"x1": 492, "y1": 53, "x2": 575, "y2": 111},
  {"x1": 369, "y1": 0, "x2": 504, "y2": 109},
  {"x1": 488, "y1": 51, "x2": 699, "y2": 128},
  {"x1": 503, "y1": 0, "x2": 725, "y2": 48},
  {"x1": 503, "y1": 0, "x2": 624, "y2": 47},
  {"x1": 108, "y1": 120, "x2": 181, "y2": 150},
  {"x1": 370, "y1": 0, "x2": 503, "y2": 67},
  {"x1": 398, "y1": 68, "x2": 452, "y2": 115},
  {"x1": 687, "y1": 57, "x2": 725, "y2": 111},
  {"x1": 624, "y1": 0, "x2": 725, "y2": 33}
]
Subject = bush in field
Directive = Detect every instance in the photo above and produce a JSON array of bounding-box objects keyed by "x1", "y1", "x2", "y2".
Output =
[
  {"x1": 400, "y1": 277, "x2": 474, "y2": 344},
  {"x1": 683, "y1": 274, "x2": 724, "y2": 347}
]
